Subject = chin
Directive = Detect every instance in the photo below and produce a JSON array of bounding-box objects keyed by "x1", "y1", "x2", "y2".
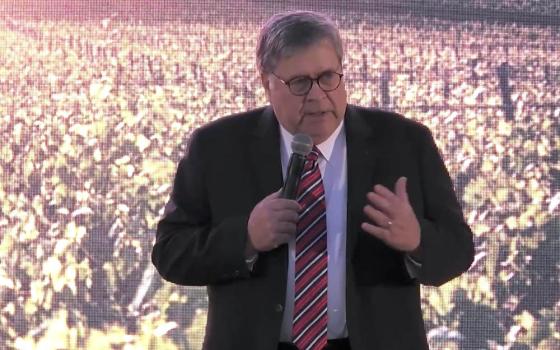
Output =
[{"x1": 306, "y1": 125, "x2": 337, "y2": 144}]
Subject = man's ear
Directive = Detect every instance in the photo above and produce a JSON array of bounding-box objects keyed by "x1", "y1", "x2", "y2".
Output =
[{"x1": 260, "y1": 72, "x2": 271, "y2": 100}]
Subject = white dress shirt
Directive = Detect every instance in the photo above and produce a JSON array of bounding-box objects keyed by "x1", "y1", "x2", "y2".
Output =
[{"x1": 278, "y1": 121, "x2": 348, "y2": 341}]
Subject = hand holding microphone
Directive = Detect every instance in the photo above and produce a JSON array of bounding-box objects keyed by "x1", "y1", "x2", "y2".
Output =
[{"x1": 247, "y1": 134, "x2": 312, "y2": 253}]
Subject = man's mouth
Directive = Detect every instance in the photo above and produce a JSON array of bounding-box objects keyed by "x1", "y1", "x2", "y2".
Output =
[{"x1": 304, "y1": 111, "x2": 329, "y2": 117}]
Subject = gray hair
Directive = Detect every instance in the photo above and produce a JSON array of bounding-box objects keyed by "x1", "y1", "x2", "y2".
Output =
[{"x1": 256, "y1": 11, "x2": 344, "y2": 74}]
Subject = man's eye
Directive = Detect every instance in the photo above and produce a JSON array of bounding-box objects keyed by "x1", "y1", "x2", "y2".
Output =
[
  {"x1": 289, "y1": 78, "x2": 311, "y2": 91},
  {"x1": 290, "y1": 77, "x2": 310, "y2": 86},
  {"x1": 320, "y1": 72, "x2": 337, "y2": 82}
]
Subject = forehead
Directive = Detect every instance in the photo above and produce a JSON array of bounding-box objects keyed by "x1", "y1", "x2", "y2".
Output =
[{"x1": 274, "y1": 39, "x2": 341, "y2": 78}]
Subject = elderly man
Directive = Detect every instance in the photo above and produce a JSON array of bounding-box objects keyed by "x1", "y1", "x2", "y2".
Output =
[{"x1": 152, "y1": 10, "x2": 474, "y2": 350}]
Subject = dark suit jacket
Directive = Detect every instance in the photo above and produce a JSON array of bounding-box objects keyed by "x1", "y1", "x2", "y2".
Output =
[{"x1": 152, "y1": 105, "x2": 475, "y2": 350}]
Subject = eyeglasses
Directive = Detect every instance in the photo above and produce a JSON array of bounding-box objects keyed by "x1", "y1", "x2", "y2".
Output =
[{"x1": 270, "y1": 71, "x2": 344, "y2": 96}]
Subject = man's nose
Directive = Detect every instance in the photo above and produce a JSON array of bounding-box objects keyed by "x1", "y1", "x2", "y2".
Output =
[{"x1": 306, "y1": 80, "x2": 326, "y2": 100}]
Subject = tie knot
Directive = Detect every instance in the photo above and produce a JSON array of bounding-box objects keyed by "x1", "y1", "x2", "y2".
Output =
[{"x1": 307, "y1": 146, "x2": 321, "y2": 163}]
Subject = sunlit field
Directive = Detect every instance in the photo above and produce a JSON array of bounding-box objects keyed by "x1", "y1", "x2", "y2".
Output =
[{"x1": 1, "y1": 2, "x2": 559, "y2": 349}]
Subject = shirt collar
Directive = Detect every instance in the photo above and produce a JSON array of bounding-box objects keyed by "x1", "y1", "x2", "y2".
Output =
[{"x1": 279, "y1": 120, "x2": 344, "y2": 162}]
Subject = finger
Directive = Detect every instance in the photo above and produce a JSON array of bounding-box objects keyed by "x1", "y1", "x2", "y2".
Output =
[
  {"x1": 366, "y1": 191, "x2": 392, "y2": 214},
  {"x1": 363, "y1": 205, "x2": 391, "y2": 228},
  {"x1": 277, "y1": 210, "x2": 299, "y2": 224},
  {"x1": 394, "y1": 177, "x2": 409, "y2": 201},
  {"x1": 276, "y1": 222, "x2": 297, "y2": 235},
  {"x1": 374, "y1": 184, "x2": 397, "y2": 201},
  {"x1": 271, "y1": 198, "x2": 302, "y2": 212},
  {"x1": 273, "y1": 233, "x2": 293, "y2": 247},
  {"x1": 361, "y1": 222, "x2": 390, "y2": 242}
]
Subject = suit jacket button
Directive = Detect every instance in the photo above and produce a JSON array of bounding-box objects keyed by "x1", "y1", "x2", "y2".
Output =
[
  {"x1": 275, "y1": 304, "x2": 283, "y2": 312},
  {"x1": 233, "y1": 270, "x2": 240, "y2": 277}
]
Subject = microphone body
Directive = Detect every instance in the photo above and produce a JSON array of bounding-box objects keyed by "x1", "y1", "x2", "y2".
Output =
[
  {"x1": 280, "y1": 133, "x2": 313, "y2": 200},
  {"x1": 281, "y1": 153, "x2": 306, "y2": 199}
]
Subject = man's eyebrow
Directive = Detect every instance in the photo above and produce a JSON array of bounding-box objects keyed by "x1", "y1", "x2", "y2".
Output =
[{"x1": 285, "y1": 68, "x2": 339, "y2": 81}]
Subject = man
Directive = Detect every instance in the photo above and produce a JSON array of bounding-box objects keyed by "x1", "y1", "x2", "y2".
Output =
[{"x1": 152, "y1": 11, "x2": 474, "y2": 350}]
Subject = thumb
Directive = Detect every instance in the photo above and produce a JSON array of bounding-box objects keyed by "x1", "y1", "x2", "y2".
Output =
[{"x1": 395, "y1": 177, "x2": 409, "y2": 201}]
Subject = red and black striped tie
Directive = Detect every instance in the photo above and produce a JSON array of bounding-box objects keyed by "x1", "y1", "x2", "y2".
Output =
[{"x1": 293, "y1": 146, "x2": 328, "y2": 350}]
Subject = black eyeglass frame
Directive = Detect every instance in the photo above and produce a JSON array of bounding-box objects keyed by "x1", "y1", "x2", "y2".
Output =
[{"x1": 270, "y1": 71, "x2": 344, "y2": 96}]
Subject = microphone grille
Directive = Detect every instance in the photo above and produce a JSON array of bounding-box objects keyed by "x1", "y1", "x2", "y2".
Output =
[{"x1": 291, "y1": 133, "x2": 313, "y2": 156}]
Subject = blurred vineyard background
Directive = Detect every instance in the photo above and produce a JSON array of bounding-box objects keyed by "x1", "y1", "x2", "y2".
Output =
[{"x1": 0, "y1": 1, "x2": 559, "y2": 349}]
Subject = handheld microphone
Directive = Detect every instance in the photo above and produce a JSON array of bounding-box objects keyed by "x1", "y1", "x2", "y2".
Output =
[{"x1": 281, "y1": 133, "x2": 313, "y2": 200}]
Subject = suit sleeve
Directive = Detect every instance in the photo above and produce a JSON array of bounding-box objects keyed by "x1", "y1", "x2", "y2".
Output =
[
  {"x1": 413, "y1": 126, "x2": 475, "y2": 286},
  {"x1": 151, "y1": 130, "x2": 252, "y2": 286}
]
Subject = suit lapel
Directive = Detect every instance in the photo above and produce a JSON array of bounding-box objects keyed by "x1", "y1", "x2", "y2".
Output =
[
  {"x1": 248, "y1": 106, "x2": 288, "y2": 277},
  {"x1": 344, "y1": 105, "x2": 380, "y2": 257},
  {"x1": 248, "y1": 106, "x2": 283, "y2": 199}
]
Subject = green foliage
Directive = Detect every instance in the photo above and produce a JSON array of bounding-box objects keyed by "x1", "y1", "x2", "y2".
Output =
[{"x1": 1, "y1": 13, "x2": 558, "y2": 350}]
